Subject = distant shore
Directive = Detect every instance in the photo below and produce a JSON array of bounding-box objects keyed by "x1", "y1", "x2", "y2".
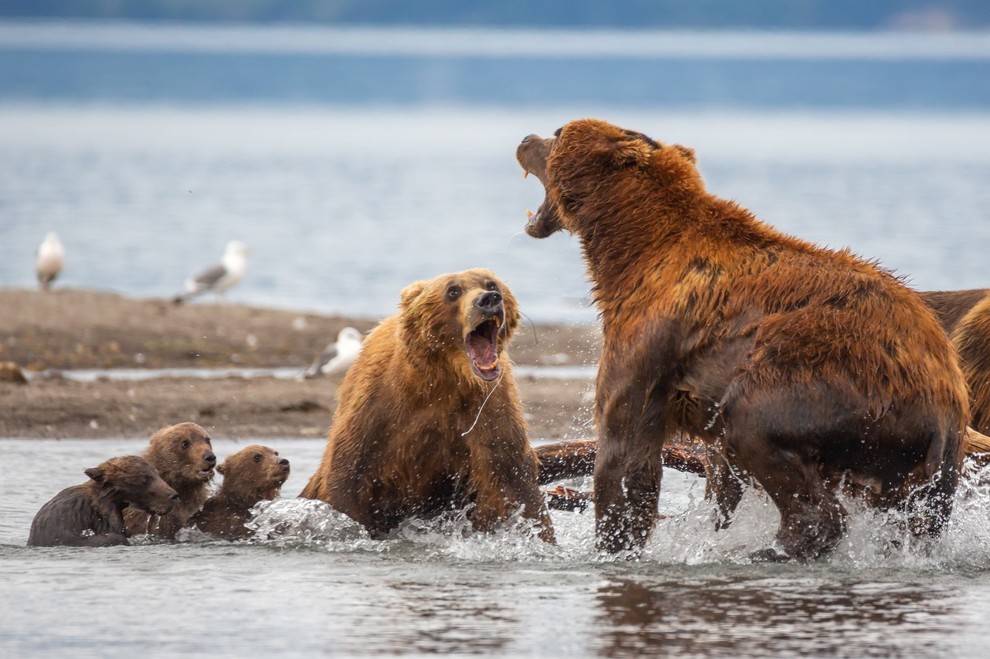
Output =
[{"x1": 0, "y1": 288, "x2": 601, "y2": 440}]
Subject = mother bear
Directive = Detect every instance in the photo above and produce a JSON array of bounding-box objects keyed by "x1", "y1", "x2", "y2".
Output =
[
  {"x1": 517, "y1": 119, "x2": 967, "y2": 560},
  {"x1": 300, "y1": 269, "x2": 554, "y2": 543}
]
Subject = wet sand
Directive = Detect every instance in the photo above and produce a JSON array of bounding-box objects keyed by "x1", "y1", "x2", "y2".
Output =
[{"x1": 0, "y1": 288, "x2": 601, "y2": 440}]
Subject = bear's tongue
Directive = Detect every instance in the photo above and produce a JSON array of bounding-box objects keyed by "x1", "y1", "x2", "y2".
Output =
[{"x1": 467, "y1": 321, "x2": 499, "y2": 370}]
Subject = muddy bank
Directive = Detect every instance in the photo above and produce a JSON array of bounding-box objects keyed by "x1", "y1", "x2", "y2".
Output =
[{"x1": 1, "y1": 288, "x2": 601, "y2": 439}]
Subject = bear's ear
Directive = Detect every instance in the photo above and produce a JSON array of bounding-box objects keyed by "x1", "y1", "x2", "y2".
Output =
[
  {"x1": 85, "y1": 467, "x2": 106, "y2": 484},
  {"x1": 400, "y1": 281, "x2": 427, "y2": 310},
  {"x1": 673, "y1": 144, "x2": 696, "y2": 164},
  {"x1": 216, "y1": 463, "x2": 226, "y2": 476}
]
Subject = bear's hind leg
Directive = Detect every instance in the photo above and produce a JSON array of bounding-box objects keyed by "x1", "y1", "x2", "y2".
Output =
[{"x1": 724, "y1": 416, "x2": 847, "y2": 561}]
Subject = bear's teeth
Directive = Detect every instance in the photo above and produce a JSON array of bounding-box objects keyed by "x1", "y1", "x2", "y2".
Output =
[
  {"x1": 523, "y1": 170, "x2": 529, "y2": 179},
  {"x1": 526, "y1": 209, "x2": 534, "y2": 219}
]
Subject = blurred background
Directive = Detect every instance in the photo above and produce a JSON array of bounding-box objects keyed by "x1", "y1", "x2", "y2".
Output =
[{"x1": 0, "y1": 1, "x2": 988, "y2": 321}]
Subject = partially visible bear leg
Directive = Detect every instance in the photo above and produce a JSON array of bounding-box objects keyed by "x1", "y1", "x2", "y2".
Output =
[
  {"x1": 902, "y1": 427, "x2": 962, "y2": 540},
  {"x1": 724, "y1": 398, "x2": 847, "y2": 561},
  {"x1": 705, "y1": 442, "x2": 745, "y2": 531},
  {"x1": 593, "y1": 432, "x2": 663, "y2": 553}
]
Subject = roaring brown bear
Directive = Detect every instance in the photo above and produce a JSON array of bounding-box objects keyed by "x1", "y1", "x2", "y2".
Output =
[
  {"x1": 125, "y1": 422, "x2": 217, "y2": 539},
  {"x1": 517, "y1": 119, "x2": 967, "y2": 559},
  {"x1": 300, "y1": 269, "x2": 555, "y2": 543},
  {"x1": 28, "y1": 455, "x2": 178, "y2": 547},
  {"x1": 188, "y1": 445, "x2": 290, "y2": 540}
]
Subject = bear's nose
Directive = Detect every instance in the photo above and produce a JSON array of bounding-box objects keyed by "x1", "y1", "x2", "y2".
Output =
[
  {"x1": 476, "y1": 291, "x2": 502, "y2": 311},
  {"x1": 278, "y1": 458, "x2": 289, "y2": 466},
  {"x1": 205, "y1": 452, "x2": 217, "y2": 464}
]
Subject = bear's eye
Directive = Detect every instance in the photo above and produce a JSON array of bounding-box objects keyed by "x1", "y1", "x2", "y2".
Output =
[
  {"x1": 181, "y1": 440, "x2": 190, "y2": 450},
  {"x1": 485, "y1": 281, "x2": 499, "y2": 292},
  {"x1": 446, "y1": 285, "x2": 462, "y2": 301},
  {"x1": 253, "y1": 454, "x2": 263, "y2": 463}
]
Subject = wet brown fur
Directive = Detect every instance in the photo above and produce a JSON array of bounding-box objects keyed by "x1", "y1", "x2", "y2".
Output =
[
  {"x1": 28, "y1": 455, "x2": 177, "y2": 547},
  {"x1": 928, "y1": 289, "x2": 990, "y2": 434},
  {"x1": 300, "y1": 269, "x2": 555, "y2": 543},
  {"x1": 518, "y1": 119, "x2": 967, "y2": 559},
  {"x1": 188, "y1": 445, "x2": 290, "y2": 540},
  {"x1": 124, "y1": 422, "x2": 216, "y2": 539}
]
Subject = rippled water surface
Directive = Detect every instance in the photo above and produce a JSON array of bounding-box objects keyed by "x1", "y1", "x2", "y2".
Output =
[{"x1": 4, "y1": 439, "x2": 990, "y2": 656}]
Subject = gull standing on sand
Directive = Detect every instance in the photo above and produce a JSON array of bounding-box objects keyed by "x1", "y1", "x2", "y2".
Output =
[
  {"x1": 174, "y1": 240, "x2": 249, "y2": 304},
  {"x1": 302, "y1": 327, "x2": 364, "y2": 378},
  {"x1": 35, "y1": 231, "x2": 64, "y2": 291}
]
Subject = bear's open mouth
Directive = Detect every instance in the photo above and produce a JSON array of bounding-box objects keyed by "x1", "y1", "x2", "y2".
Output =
[
  {"x1": 466, "y1": 317, "x2": 502, "y2": 381},
  {"x1": 197, "y1": 465, "x2": 215, "y2": 481},
  {"x1": 516, "y1": 134, "x2": 563, "y2": 238}
]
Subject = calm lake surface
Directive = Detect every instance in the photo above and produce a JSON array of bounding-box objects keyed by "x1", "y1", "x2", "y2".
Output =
[
  {"x1": 1, "y1": 23, "x2": 990, "y2": 322},
  {"x1": 4, "y1": 22, "x2": 990, "y2": 656}
]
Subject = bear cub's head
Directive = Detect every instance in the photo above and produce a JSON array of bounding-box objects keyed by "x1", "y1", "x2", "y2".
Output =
[
  {"x1": 146, "y1": 421, "x2": 217, "y2": 485},
  {"x1": 216, "y1": 445, "x2": 290, "y2": 504},
  {"x1": 400, "y1": 268, "x2": 519, "y2": 383},
  {"x1": 86, "y1": 455, "x2": 178, "y2": 515},
  {"x1": 516, "y1": 118, "x2": 700, "y2": 239}
]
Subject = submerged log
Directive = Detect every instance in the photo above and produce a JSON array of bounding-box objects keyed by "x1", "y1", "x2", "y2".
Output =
[
  {"x1": 537, "y1": 427, "x2": 990, "y2": 483},
  {"x1": 534, "y1": 432, "x2": 708, "y2": 485}
]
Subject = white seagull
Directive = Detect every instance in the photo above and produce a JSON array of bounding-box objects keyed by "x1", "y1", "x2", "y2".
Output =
[
  {"x1": 36, "y1": 231, "x2": 64, "y2": 291},
  {"x1": 174, "y1": 240, "x2": 249, "y2": 304},
  {"x1": 302, "y1": 327, "x2": 364, "y2": 378}
]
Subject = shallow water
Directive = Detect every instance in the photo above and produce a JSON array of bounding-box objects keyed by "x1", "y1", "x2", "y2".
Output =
[
  {"x1": 26, "y1": 363, "x2": 598, "y2": 383},
  {"x1": 4, "y1": 438, "x2": 990, "y2": 656}
]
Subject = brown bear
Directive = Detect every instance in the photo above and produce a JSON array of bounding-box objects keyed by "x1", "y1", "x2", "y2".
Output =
[
  {"x1": 517, "y1": 119, "x2": 967, "y2": 560},
  {"x1": 918, "y1": 290, "x2": 990, "y2": 429},
  {"x1": 28, "y1": 455, "x2": 178, "y2": 547},
  {"x1": 124, "y1": 421, "x2": 217, "y2": 539},
  {"x1": 300, "y1": 269, "x2": 555, "y2": 543},
  {"x1": 535, "y1": 289, "x2": 990, "y2": 492},
  {"x1": 188, "y1": 445, "x2": 290, "y2": 540},
  {"x1": 919, "y1": 288, "x2": 989, "y2": 334}
]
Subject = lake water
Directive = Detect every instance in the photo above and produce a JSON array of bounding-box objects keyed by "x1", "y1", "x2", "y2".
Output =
[
  {"x1": 4, "y1": 22, "x2": 990, "y2": 656},
  {"x1": 1, "y1": 23, "x2": 990, "y2": 322},
  {"x1": 5, "y1": 438, "x2": 990, "y2": 656}
]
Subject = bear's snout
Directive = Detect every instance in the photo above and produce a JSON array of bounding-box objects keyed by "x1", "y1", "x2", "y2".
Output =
[
  {"x1": 476, "y1": 291, "x2": 502, "y2": 312},
  {"x1": 204, "y1": 452, "x2": 216, "y2": 464}
]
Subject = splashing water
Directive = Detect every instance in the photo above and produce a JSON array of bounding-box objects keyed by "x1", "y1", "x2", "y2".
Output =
[{"x1": 195, "y1": 460, "x2": 990, "y2": 572}]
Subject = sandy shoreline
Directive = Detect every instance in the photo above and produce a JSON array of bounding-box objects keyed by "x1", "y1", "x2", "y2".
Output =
[{"x1": 0, "y1": 288, "x2": 601, "y2": 440}]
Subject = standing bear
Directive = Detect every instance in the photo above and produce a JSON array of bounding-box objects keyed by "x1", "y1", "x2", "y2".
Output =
[
  {"x1": 517, "y1": 119, "x2": 967, "y2": 560},
  {"x1": 188, "y1": 445, "x2": 291, "y2": 540},
  {"x1": 300, "y1": 269, "x2": 555, "y2": 543},
  {"x1": 125, "y1": 422, "x2": 217, "y2": 539},
  {"x1": 28, "y1": 455, "x2": 178, "y2": 547}
]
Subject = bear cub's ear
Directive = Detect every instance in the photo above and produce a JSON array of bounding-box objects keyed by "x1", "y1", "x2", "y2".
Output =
[
  {"x1": 85, "y1": 466, "x2": 106, "y2": 484},
  {"x1": 400, "y1": 281, "x2": 427, "y2": 309}
]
